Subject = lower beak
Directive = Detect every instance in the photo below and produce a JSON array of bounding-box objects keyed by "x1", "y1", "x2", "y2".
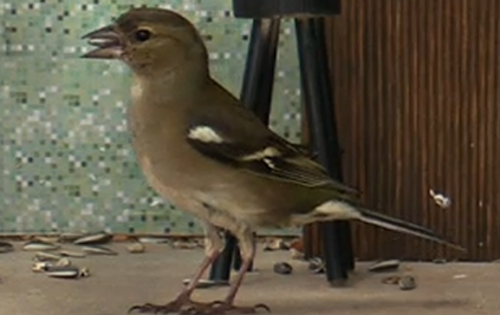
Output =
[{"x1": 81, "y1": 25, "x2": 123, "y2": 59}]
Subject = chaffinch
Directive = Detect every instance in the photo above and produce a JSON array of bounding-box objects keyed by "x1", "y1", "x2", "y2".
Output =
[{"x1": 81, "y1": 7, "x2": 463, "y2": 315}]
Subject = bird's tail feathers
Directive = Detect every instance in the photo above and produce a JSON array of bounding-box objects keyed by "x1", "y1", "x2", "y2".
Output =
[
  {"x1": 357, "y1": 207, "x2": 465, "y2": 252},
  {"x1": 309, "y1": 200, "x2": 465, "y2": 252}
]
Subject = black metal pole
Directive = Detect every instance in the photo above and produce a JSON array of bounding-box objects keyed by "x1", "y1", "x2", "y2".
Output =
[
  {"x1": 240, "y1": 18, "x2": 281, "y2": 121},
  {"x1": 209, "y1": 18, "x2": 280, "y2": 281},
  {"x1": 208, "y1": 231, "x2": 237, "y2": 283},
  {"x1": 295, "y1": 17, "x2": 353, "y2": 285},
  {"x1": 311, "y1": 18, "x2": 354, "y2": 271}
]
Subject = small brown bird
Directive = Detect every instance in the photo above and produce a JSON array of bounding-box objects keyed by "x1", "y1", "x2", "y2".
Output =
[{"x1": 81, "y1": 7, "x2": 464, "y2": 315}]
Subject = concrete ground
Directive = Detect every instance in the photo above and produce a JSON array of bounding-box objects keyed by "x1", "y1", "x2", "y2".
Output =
[{"x1": 1, "y1": 242, "x2": 499, "y2": 315}]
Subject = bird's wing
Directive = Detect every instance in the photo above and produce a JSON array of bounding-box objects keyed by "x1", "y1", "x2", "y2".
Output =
[{"x1": 185, "y1": 92, "x2": 359, "y2": 197}]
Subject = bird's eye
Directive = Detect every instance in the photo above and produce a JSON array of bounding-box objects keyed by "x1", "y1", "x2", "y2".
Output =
[{"x1": 135, "y1": 29, "x2": 151, "y2": 42}]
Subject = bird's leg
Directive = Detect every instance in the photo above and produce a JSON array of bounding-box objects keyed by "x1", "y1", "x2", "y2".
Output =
[
  {"x1": 190, "y1": 230, "x2": 270, "y2": 315},
  {"x1": 129, "y1": 223, "x2": 223, "y2": 314}
]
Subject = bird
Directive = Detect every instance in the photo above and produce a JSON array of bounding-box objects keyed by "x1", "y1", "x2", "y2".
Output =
[{"x1": 81, "y1": 7, "x2": 464, "y2": 315}]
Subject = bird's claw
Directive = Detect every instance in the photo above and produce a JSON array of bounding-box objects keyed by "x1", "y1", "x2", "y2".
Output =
[
  {"x1": 253, "y1": 304, "x2": 271, "y2": 312},
  {"x1": 128, "y1": 302, "x2": 182, "y2": 314},
  {"x1": 179, "y1": 301, "x2": 224, "y2": 315},
  {"x1": 183, "y1": 301, "x2": 271, "y2": 315},
  {"x1": 127, "y1": 300, "x2": 239, "y2": 315}
]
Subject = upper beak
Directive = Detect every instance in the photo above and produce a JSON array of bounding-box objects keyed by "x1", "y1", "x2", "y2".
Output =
[{"x1": 81, "y1": 25, "x2": 123, "y2": 59}]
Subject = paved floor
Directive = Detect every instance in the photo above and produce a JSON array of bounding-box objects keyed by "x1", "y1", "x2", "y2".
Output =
[{"x1": 1, "y1": 242, "x2": 499, "y2": 315}]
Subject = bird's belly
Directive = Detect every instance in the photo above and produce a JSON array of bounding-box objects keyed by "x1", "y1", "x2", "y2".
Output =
[
  {"x1": 190, "y1": 175, "x2": 310, "y2": 229},
  {"x1": 135, "y1": 151, "x2": 289, "y2": 226},
  {"x1": 134, "y1": 152, "x2": 206, "y2": 219}
]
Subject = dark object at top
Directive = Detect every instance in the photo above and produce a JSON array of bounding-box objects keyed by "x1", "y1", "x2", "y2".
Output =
[{"x1": 232, "y1": 0, "x2": 341, "y2": 18}]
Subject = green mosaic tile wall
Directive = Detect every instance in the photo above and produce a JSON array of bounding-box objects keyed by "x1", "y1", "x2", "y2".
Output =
[{"x1": 0, "y1": 0, "x2": 302, "y2": 235}]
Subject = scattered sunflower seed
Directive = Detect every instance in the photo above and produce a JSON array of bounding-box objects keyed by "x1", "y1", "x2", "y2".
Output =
[
  {"x1": 368, "y1": 260, "x2": 401, "y2": 273},
  {"x1": 59, "y1": 250, "x2": 86, "y2": 258},
  {"x1": 0, "y1": 241, "x2": 14, "y2": 253},
  {"x1": 398, "y1": 275, "x2": 417, "y2": 290},
  {"x1": 23, "y1": 241, "x2": 60, "y2": 252},
  {"x1": 289, "y1": 239, "x2": 303, "y2": 252},
  {"x1": 172, "y1": 240, "x2": 200, "y2": 250},
  {"x1": 73, "y1": 231, "x2": 112, "y2": 245},
  {"x1": 81, "y1": 245, "x2": 117, "y2": 256},
  {"x1": 382, "y1": 275, "x2": 401, "y2": 285},
  {"x1": 273, "y1": 262, "x2": 293, "y2": 275},
  {"x1": 127, "y1": 242, "x2": 145, "y2": 254},
  {"x1": 429, "y1": 189, "x2": 451, "y2": 208},
  {"x1": 55, "y1": 258, "x2": 72, "y2": 267},
  {"x1": 32, "y1": 261, "x2": 53, "y2": 273},
  {"x1": 33, "y1": 236, "x2": 60, "y2": 244},
  {"x1": 263, "y1": 238, "x2": 289, "y2": 251},
  {"x1": 289, "y1": 248, "x2": 304, "y2": 260},
  {"x1": 307, "y1": 257, "x2": 325, "y2": 274},
  {"x1": 138, "y1": 236, "x2": 170, "y2": 244},
  {"x1": 33, "y1": 251, "x2": 62, "y2": 262},
  {"x1": 45, "y1": 266, "x2": 90, "y2": 279},
  {"x1": 79, "y1": 267, "x2": 90, "y2": 278},
  {"x1": 59, "y1": 233, "x2": 84, "y2": 243}
]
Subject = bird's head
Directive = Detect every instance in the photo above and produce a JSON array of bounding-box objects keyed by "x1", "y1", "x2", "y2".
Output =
[{"x1": 81, "y1": 8, "x2": 208, "y2": 77}]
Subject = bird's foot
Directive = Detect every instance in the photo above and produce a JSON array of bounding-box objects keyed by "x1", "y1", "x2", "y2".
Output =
[
  {"x1": 128, "y1": 300, "x2": 223, "y2": 314},
  {"x1": 183, "y1": 301, "x2": 270, "y2": 315},
  {"x1": 128, "y1": 301, "x2": 181, "y2": 314}
]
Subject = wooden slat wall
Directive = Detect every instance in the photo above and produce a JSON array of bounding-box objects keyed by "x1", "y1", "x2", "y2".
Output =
[{"x1": 319, "y1": 0, "x2": 500, "y2": 261}]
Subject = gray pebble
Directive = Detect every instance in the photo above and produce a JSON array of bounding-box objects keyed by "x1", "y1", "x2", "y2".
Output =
[
  {"x1": 273, "y1": 262, "x2": 293, "y2": 275},
  {"x1": 398, "y1": 275, "x2": 417, "y2": 290}
]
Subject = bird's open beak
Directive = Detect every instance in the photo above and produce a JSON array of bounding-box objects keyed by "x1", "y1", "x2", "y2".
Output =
[{"x1": 81, "y1": 25, "x2": 123, "y2": 59}]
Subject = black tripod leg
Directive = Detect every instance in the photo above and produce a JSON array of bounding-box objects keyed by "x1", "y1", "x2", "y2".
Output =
[
  {"x1": 209, "y1": 18, "x2": 281, "y2": 280},
  {"x1": 208, "y1": 230, "x2": 237, "y2": 283},
  {"x1": 294, "y1": 17, "x2": 354, "y2": 285},
  {"x1": 310, "y1": 18, "x2": 354, "y2": 272},
  {"x1": 240, "y1": 18, "x2": 281, "y2": 121}
]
